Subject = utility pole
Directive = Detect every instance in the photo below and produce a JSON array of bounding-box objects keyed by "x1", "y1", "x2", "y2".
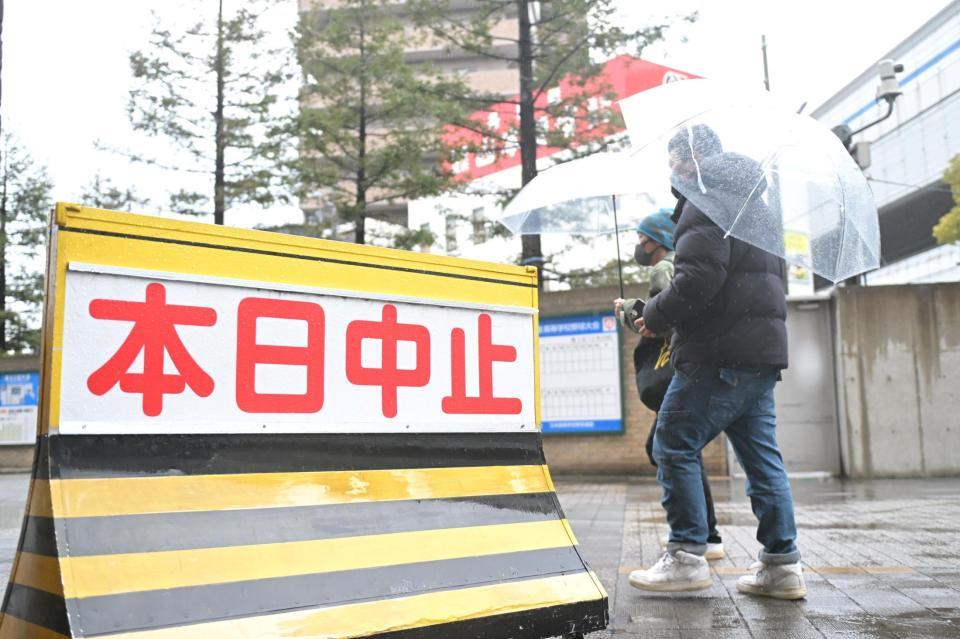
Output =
[
  {"x1": 213, "y1": 0, "x2": 226, "y2": 225},
  {"x1": 761, "y1": 35, "x2": 770, "y2": 91},
  {"x1": 517, "y1": 0, "x2": 544, "y2": 289}
]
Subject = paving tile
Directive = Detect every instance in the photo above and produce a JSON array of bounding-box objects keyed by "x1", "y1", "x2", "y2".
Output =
[{"x1": 2, "y1": 474, "x2": 960, "y2": 638}]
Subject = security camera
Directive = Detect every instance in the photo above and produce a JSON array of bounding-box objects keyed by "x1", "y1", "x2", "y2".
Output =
[{"x1": 876, "y1": 59, "x2": 904, "y2": 104}]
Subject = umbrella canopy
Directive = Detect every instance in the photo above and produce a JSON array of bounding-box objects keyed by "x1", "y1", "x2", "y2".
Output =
[
  {"x1": 618, "y1": 79, "x2": 881, "y2": 282},
  {"x1": 497, "y1": 151, "x2": 666, "y2": 235}
]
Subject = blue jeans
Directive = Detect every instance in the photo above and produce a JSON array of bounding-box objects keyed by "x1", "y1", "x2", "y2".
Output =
[{"x1": 653, "y1": 363, "x2": 800, "y2": 565}]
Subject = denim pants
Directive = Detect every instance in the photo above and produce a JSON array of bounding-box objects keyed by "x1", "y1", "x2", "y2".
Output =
[
  {"x1": 652, "y1": 363, "x2": 800, "y2": 564},
  {"x1": 646, "y1": 415, "x2": 722, "y2": 544}
]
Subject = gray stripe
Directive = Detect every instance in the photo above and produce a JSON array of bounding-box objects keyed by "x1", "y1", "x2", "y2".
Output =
[
  {"x1": 60, "y1": 492, "x2": 561, "y2": 555},
  {"x1": 71, "y1": 547, "x2": 589, "y2": 637},
  {"x1": 3, "y1": 583, "x2": 70, "y2": 636}
]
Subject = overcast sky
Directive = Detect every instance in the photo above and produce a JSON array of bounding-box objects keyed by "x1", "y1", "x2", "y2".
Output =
[{"x1": 2, "y1": 0, "x2": 952, "y2": 228}]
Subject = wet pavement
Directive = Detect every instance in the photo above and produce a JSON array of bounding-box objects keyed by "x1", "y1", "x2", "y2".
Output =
[
  {"x1": 0, "y1": 473, "x2": 957, "y2": 637},
  {"x1": 560, "y1": 476, "x2": 960, "y2": 638}
]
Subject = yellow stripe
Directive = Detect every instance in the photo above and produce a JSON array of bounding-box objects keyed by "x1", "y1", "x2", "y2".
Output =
[
  {"x1": 12, "y1": 553, "x2": 62, "y2": 596},
  {"x1": 98, "y1": 571, "x2": 603, "y2": 639},
  {"x1": 49, "y1": 464, "x2": 551, "y2": 518},
  {"x1": 61, "y1": 519, "x2": 574, "y2": 599},
  {"x1": 28, "y1": 481, "x2": 52, "y2": 517},
  {"x1": 0, "y1": 614, "x2": 69, "y2": 639}
]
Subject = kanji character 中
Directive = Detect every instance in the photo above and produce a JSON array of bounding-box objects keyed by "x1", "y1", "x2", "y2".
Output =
[{"x1": 345, "y1": 304, "x2": 430, "y2": 418}]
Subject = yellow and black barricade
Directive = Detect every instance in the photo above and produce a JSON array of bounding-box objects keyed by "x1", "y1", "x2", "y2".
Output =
[{"x1": 0, "y1": 204, "x2": 608, "y2": 638}]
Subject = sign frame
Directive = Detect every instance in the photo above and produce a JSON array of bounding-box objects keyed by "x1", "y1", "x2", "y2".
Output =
[{"x1": 538, "y1": 310, "x2": 626, "y2": 436}]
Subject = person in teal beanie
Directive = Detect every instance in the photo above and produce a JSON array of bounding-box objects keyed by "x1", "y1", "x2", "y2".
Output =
[{"x1": 615, "y1": 207, "x2": 725, "y2": 566}]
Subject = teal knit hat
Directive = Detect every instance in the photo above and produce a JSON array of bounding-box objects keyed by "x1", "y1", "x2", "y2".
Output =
[{"x1": 636, "y1": 208, "x2": 676, "y2": 251}]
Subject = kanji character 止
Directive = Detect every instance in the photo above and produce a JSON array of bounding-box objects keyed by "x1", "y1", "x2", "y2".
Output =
[
  {"x1": 236, "y1": 297, "x2": 325, "y2": 413},
  {"x1": 86, "y1": 282, "x2": 217, "y2": 416},
  {"x1": 442, "y1": 313, "x2": 522, "y2": 414},
  {"x1": 345, "y1": 304, "x2": 430, "y2": 418}
]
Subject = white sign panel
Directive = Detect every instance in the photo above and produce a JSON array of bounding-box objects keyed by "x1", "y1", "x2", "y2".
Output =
[{"x1": 58, "y1": 266, "x2": 536, "y2": 434}]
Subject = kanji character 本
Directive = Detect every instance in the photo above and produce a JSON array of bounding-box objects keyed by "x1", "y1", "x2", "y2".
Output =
[
  {"x1": 345, "y1": 304, "x2": 430, "y2": 418},
  {"x1": 86, "y1": 283, "x2": 217, "y2": 416},
  {"x1": 442, "y1": 313, "x2": 522, "y2": 414}
]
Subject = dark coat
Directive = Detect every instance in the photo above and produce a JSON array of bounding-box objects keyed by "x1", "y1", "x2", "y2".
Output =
[{"x1": 643, "y1": 161, "x2": 789, "y2": 369}]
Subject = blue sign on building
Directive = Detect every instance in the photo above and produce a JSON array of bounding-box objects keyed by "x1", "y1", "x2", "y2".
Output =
[
  {"x1": 539, "y1": 314, "x2": 622, "y2": 435},
  {"x1": 0, "y1": 372, "x2": 40, "y2": 408}
]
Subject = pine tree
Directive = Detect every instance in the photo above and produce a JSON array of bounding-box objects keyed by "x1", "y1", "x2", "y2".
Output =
[
  {"x1": 412, "y1": 0, "x2": 693, "y2": 284},
  {"x1": 294, "y1": 0, "x2": 471, "y2": 245},
  {"x1": 0, "y1": 134, "x2": 52, "y2": 354},
  {"x1": 126, "y1": 0, "x2": 293, "y2": 224},
  {"x1": 81, "y1": 173, "x2": 149, "y2": 212}
]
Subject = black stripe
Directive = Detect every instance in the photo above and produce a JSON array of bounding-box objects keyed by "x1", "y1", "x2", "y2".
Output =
[
  {"x1": 3, "y1": 583, "x2": 70, "y2": 636},
  {"x1": 61, "y1": 492, "x2": 560, "y2": 555},
  {"x1": 59, "y1": 226, "x2": 537, "y2": 289},
  {"x1": 48, "y1": 432, "x2": 544, "y2": 478},
  {"x1": 36, "y1": 434, "x2": 50, "y2": 480},
  {"x1": 372, "y1": 600, "x2": 609, "y2": 639},
  {"x1": 73, "y1": 548, "x2": 590, "y2": 637},
  {"x1": 21, "y1": 516, "x2": 58, "y2": 557}
]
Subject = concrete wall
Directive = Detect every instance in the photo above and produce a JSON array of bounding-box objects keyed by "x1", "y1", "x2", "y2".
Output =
[
  {"x1": 836, "y1": 283, "x2": 960, "y2": 477},
  {"x1": 539, "y1": 284, "x2": 729, "y2": 477},
  {"x1": 0, "y1": 355, "x2": 40, "y2": 472}
]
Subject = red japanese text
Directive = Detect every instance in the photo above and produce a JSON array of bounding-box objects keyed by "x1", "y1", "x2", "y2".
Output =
[
  {"x1": 345, "y1": 304, "x2": 430, "y2": 418},
  {"x1": 86, "y1": 283, "x2": 217, "y2": 416},
  {"x1": 442, "y1": 313, "x2": 522, "y2": 415},
  {"x1": 236, "y1": 298, "x2": 325, "y2": 414}
]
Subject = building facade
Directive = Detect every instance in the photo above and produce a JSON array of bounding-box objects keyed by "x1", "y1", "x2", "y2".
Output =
[{"x1": 812, "y1": 1, "x2": 960, "y2": 284}]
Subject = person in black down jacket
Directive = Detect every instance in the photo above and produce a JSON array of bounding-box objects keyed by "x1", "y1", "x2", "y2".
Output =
[{"x1": 628, "y1": 124, "x2": 805, "y2": 601}]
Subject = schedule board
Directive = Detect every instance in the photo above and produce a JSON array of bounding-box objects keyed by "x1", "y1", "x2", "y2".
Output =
[
  {"x1": 539, "y1": 313, "x2": 622, "y2": 434},
  {"x1": 0, "y1": 371, "x2": 39, "y2": 444}
]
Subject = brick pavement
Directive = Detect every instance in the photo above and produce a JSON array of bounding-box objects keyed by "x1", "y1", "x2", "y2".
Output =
[
  {"x1": 559, "y1": 477, "x2": 960, "y2": 638},
  {"x1": 0, "y1": 473, "x2": 957, "y2": 637}
]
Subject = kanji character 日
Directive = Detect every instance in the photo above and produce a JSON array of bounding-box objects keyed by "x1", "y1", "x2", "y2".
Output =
[{"x1": 86, "y1": 283, "x2": 217, "y2": 416}]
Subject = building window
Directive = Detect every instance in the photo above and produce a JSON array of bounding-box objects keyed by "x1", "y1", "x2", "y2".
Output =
[
  {"x1": 446, "y1": 215, "x2": 458, "y2": 252},
  {"x1": 471, "y1": 207, "x2": 487, "y2": 244}
]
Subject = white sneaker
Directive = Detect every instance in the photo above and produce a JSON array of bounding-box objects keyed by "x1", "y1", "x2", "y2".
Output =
[
  {"x1": 705, "y1": 542, "x2": 725, "y2": 560},
  {"x1": 628, "y1": 551, "x2": 712, "y2": 592},
  {"x1": 736, "y1": 561, "x2": 807, "y2": 600}
]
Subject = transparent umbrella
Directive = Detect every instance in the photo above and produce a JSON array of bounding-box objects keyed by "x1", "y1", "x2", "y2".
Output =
[
  {"x1": 498, "y1": 151, "x2": 671, "y2": 297},
  {"x1": 618, "y1": 79, "x2": 881, "y2": 282}
]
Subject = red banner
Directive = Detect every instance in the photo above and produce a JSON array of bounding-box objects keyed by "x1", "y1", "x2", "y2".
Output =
[{"x1": 443, "y1": 55, "x2": 698, "y2": 182}]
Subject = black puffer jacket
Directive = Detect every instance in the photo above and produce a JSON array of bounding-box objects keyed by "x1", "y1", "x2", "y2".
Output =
[{"x1": 643, "y1": 160, "x2": 788, "y2": 369}]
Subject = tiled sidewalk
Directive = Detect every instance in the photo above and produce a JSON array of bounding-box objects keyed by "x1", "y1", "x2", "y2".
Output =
[
  {"x1": 0, "y1": 474, "x2": 957, "y2": 637},
  {"x1": 559, "y1": 477, "x2": 960, "y2": 638}
]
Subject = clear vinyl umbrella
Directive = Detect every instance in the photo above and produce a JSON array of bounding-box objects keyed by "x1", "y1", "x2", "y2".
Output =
[
  {"x1": 498, "y1": 151, "x2": 667, "y2": 235},
  {"x1": 498, "y1": 151, "x2": 672, "y2": 297},
  {"x1": 618, "y1": 79, "x2": 881, "y2": 282}
]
